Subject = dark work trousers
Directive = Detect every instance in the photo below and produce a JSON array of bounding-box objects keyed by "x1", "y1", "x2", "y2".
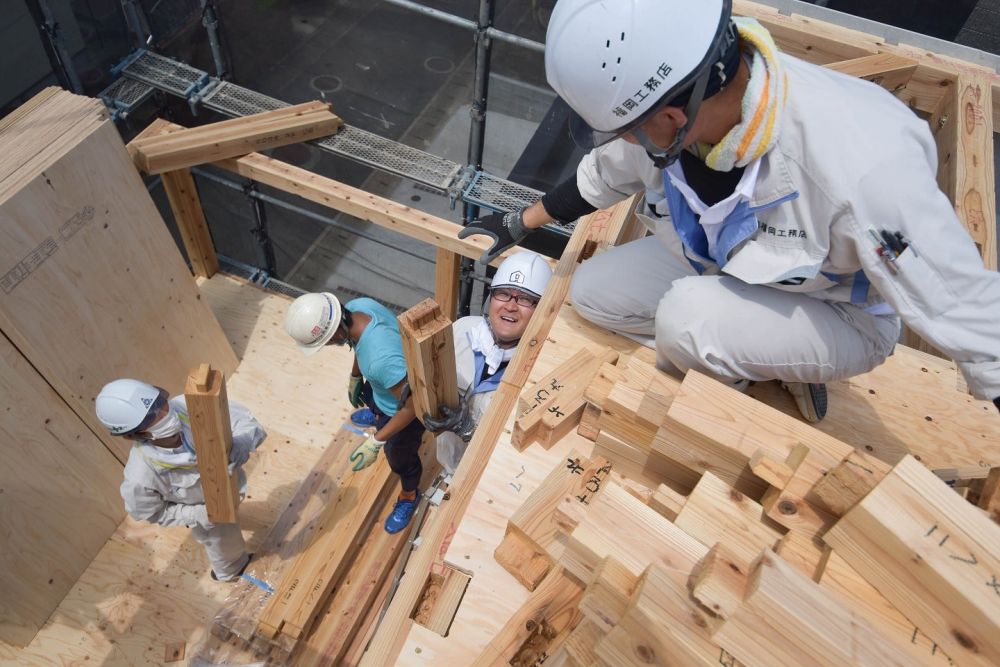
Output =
[{"x1": 361, "y1": 382, "x2": 425, "y2": 493}]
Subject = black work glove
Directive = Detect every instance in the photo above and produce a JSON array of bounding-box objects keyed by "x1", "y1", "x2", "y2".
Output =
[
  {"x1": 458, "y1": 208, "x2": 530, "y2": 264},
  {"x1": 994, "y1": 397, "x2": 1000, "y2": 413},
  {"x1": 423, "y1": 392, "x2": 475, "y2": 442}
]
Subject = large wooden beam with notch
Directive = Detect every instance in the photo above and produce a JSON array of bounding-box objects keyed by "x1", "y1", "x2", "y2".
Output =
[
  {"x1": 398, "y1": 298, "x2": 459, "y2": 422},
  {"x1": 129, "y1": 101, "x2": 342, "y2": 174},
  {"x1": 184, "y1": 363, "x2": 239, "y2": 523}
]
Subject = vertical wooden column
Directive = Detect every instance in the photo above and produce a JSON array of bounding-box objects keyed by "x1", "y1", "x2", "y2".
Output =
[
  {"x1": 161, "y1": 168, "x2": 219, "y2": 278},
  {"x1": 434, "y1": 248, "x2": 461, "y2": 321},
  {"x1": 954, "y1": 75, "x2": 997, "y2": 270},
  {"x1": 399, "y1": 299, "x2": 458, "y2": 421},
  {"x1": 184, "y1": 363, "x2": 239, "y2": 523}
]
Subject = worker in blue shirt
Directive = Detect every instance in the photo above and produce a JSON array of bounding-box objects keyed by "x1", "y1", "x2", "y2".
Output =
[{"x1": 284, "y1": 292, "x2": 425, "y2": 533}]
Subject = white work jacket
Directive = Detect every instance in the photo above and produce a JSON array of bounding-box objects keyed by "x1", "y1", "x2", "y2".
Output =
[
  {"x1": 436, "y1": 317, "x2": 505, "y2": 473},
  {"x1": 120, "y1": 396, "x2": 267, "y2": 529},
  {"x1": 576, "y1": 53, "x2": 1000, "y2": 400}
]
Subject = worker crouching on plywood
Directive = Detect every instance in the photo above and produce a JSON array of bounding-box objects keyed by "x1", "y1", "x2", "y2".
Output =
[
  {"x1": 95, "y1": 379, "x2": 266, "y2": 581},
  {"x1": 423, "y1": 252, "x2": 553, "y2": 474},
  {"x1": 460, "y1": 0, "x2": 1000, "y2": 421},
  {"x1": 284, "y1": 292, "x2": 426, "y2": 534}
]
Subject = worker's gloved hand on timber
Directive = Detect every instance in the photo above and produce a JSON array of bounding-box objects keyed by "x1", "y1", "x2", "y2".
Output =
[
  {"x1": 349, "y1": 433, "x2": 385, "y2": 471},
  {"x1": 348, "y1": 374, "x2": 364, "y2": 408},
  {"x1": 227, "y1": 436, "x2": 256, "y2": 474},
  {"x1": 458, "y1": 208, "x2": 530, "y2": 264},
  {"x1": 422, "y1": 392, "x2": 474, "y2": 442}
]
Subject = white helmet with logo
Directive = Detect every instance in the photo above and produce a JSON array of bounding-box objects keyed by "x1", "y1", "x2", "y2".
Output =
[
  {"x1": 545, "y1": 0, "x2": 733, "y2": 152},
  {"x1": 491, "y1": 251, "x2": 553, "y2": 299},
  {"x1": 284, "y1": 292, "x2": 343, "y2": 356},
  {"x1": 95, "y1": 378, "x2": 163, "y2": 435}
]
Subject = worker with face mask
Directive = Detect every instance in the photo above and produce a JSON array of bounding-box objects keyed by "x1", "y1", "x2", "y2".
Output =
[
  {"x1": 460, "y1": 0, "x2": 1000, "y2": 421},
  {"x1": 423, "y1": 251, "x2": 553, "y2": 474},
  {"x1": 96, "y1": 379, "x2": 266, "y2": 582},
  {"x1": 284, "y1": 292, "x2": 426, "y2": 534}
]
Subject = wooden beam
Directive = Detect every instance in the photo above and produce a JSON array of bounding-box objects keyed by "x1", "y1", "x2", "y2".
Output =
[
  {"x1": 689, "y1": 543, "x2": 750, "y2": 620},
  {"x1": 809, "y1": 449, "x2": 889, "y2": 516},
  {"x1": 471, "y1": 567, "x2": 584, "y2": 667},
  {"x1": 818, "y1": 549, "x2": 955, "y2": 665},
  {"x1": 711, "y1": 549, "x2": 914, "y2": 667},
  {"x1": 977, "y1": 466, "x2": 1000, "y2": 523},
  {"x1": 513, "y1": 348, "x2": 618, "y2": 450},
  {"x1": 434, "y1": 248, "x2": 461, "y2": 321},
  {"x1": 359, "y1": 209, "x2": 598, "y2": 666},
  {"x1": 596, "y1": 562, "x2": 728, "y2": 667},
  {"x1": 398, "y1": 299, "x2": 458, "y2": 421},
  {"x1": 495, "y1": 453, "x2": 613, "y2": 590},
  {"x1": 824, "y1": 53, "x2": 917, "y2": 93},
  {"x1": 293, "y1": 485, "x2": 408, "y2": 667},
  {"x1": 134, "y1": 119, "x2": 546, "y2": 269},
  {"x1": 183, "y1": 363, "x2": 239, "y2": 523},
  {"x1": 659, "y1": 370, "x2": 853, "y2": 507},
  {"x1": 129, "y1": 101, "x2": 342, "y2": 174},
  {"x1": 824, "y1": 455, "x2": 1000, "y2": 666},
  {"x1": 257, "y1": 455, "x2": 394, "y2": 644},
  {"x1": 673, "y1": 472, "x2": 783, "y2": 571},
  {"x1": 161, "y1": 168, "x2": 218, "y2": 278}
]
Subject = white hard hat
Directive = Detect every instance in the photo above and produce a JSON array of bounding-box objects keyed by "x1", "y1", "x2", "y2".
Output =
[
  {"x1": 95, "y1": 379, "x2": 163, "y2": 435},
  {"x1": 545, "y1": 0, "x2": 732, "y2": 149},
  {"x1": 285, "y1": 292, "x2": 343, "y2": 356},
  {"x1": 491, "y1": 251, "x2": 552, "y2": 299}
]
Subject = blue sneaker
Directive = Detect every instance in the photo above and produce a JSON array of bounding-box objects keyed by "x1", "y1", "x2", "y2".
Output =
[
  {"x1": 384, "y1": 495, "x2": 419, "y2": 534},
  {"x1": 350, "y1": 408, "x2": 377, "y2": 428}
]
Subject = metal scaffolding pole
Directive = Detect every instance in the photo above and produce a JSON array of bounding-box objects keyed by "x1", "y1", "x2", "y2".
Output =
[{"x1": 25, "y1": 0, "x2": 83, "y2": 93}]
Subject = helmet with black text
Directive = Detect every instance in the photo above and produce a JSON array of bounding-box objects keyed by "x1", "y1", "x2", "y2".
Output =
[{"x1": 545, "y1": 0, "x2": 736, "y2": 165}]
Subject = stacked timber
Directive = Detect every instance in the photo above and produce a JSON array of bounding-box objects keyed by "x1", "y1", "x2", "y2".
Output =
[
  {"x1": 197, "y1": 427, "x2": 403, "y2": 665},
  {"x1": 485, "y1": 361, "x2": 1000, "y2": 666}
]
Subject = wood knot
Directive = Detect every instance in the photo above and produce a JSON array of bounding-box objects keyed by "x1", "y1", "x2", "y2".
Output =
[
  {"x1": 778, "y1": 499, "x2": 798, "y2": 515},
  {"x1": 636, "y1": 645, "x2": 656, "y2": 663},
  {"x1": 952, "y1": 629, "x2": 977, "y2": 651}
]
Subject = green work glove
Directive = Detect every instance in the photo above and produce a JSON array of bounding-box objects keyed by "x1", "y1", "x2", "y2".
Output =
[
  {"x1": 348, "y1": 375, "x2": 364, "y2": 408},
  {"x1": 349, "y1": 434, "x2": 384, "y2": 472}
]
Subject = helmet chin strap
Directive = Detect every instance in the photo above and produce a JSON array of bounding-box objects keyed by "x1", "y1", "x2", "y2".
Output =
[
  {"x1": 482, "y1": 310, "x2": 520, "y2": 348},
  {"x1": 633, "y1": 67, "x2": 712, "y2": 169}
]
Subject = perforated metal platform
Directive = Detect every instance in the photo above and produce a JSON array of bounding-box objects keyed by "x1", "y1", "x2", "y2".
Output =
[{"x1": 102, "y1": 50, "x2": 555, "y2": 223}]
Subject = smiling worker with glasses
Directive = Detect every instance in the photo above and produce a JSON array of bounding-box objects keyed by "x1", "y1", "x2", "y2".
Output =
[{"x1": 422, "y1": 251, "x2": 553, "y2": 474}]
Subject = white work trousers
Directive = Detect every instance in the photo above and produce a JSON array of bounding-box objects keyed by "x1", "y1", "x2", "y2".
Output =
[
  {"x1": 191, "y1": 521, "x2": 248, "y2": 581},
  {"x1": 570, "y1": 236, "x2": 901, "y2": 384}
]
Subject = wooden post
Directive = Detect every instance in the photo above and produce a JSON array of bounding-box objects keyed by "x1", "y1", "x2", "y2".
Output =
[
  {"x1": 434, "y1": 248, "x2": 461, "y2": 321},
  {"x1": 161, "y1": 169, "x2": 219, "y2": 278},
  {"x1": 184, "y1": 363, "x2": 239, "y2": 523},
  {"x1": 398, "y1": 298, "x2": 458, "y2": 421}
]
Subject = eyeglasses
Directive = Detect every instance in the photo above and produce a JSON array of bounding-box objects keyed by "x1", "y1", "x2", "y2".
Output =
[{"x1": 491, "y1": 288, "x2": 538, "y2": 308}]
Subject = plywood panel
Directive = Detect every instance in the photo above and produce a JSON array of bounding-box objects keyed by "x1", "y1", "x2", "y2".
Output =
[
  {"x1": 0, "y1": 111, "x2": 236, "y2": 464},
  {"x1": 0, "y1": 276, "x2": 356, "y2": 664},
  {"x1": 0, "y1": 331, "x2": 125, "y2": 647}
]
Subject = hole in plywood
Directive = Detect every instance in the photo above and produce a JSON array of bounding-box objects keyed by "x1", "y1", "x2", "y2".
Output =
[{"x1": 411, "y1": 565, "x2": 472, "y2": 636}]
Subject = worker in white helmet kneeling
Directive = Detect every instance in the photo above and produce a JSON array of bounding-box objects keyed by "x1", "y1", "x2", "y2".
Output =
[
  {"x1": 460, "y1": 0, "x2": 1000, "y2": 421},
  {"x1": 284, "y1": 292, "x2": 426, "y2": 534},
  {"x1": 422, "y1": 251, "x2": 553, "y2": 475},
  {"x1": 96, "y1": 379, "x2": 266, "y2": 582}
]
